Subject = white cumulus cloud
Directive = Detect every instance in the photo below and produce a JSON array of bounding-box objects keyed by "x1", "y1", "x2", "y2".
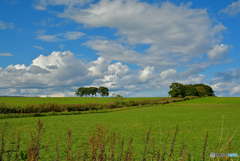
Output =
[
  {"x1": 136, "y1": 66, "x2": 155, "y2": 83},
  {"x1": 57, "y1": 0, "x2": 226, "y2": 57},
  {"x1": 207, "y1": 44, "x2": 229, "y2": 60},
  {"x1": 160, "y1": 69, "x2": 177, "y2": 79}
]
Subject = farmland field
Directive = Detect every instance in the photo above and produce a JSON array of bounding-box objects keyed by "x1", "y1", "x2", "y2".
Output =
[{"x1": 0, "y1": 97, "x2": 239, "y2": 160}]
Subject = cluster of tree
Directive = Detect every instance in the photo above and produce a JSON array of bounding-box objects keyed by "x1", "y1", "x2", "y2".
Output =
[
  {"x1": 75, "y1": 86, "x2": 109, "y2": 97},
  {"x1": 168, "y1": 82, "x2": 215, "y2": 98}
]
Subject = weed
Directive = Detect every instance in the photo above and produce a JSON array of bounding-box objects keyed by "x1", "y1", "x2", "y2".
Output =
[
  {"x1": 201, "y1": 132, "x2": 208, "y2": 161},
  {"x1": 0, "y1": 121, "x2": 7, "y2": 160},
  {"x1": 55, "y1": 138, "x2": 60, "y2": 161},
  {"x1": 14, "y1": 131, "x2": 21, "y2": 161}
]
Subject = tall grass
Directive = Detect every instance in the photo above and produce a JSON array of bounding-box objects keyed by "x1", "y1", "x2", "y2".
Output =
[{"x1": 0, "y1": 117, "x2": 238, "y2": 160}]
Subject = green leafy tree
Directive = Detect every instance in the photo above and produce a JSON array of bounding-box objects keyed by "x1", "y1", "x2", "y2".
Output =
[
  {"x1": 196, "y1": 86, "x2": 207, "y2": 97},
  {"x1": 168, "y1": 82, "x2": 215, "y2": 98},
  {"x1": 88, "y1": 87, "x2": 99, "y2": 97},
  {"x1": 185, "y1": 85, "x2": 199, "y2": 96},
  {"x1": 168, "y1": 82, "x2": 186, "y2": 98},
  {"x1": 75, "y1": 87, "x2": 86, "y2": 97},
  {"x1": 98, "y1": 86, "x2": 109, "y2": 97},
  {"x1": 84, "y1": 88, "x2": 90, "y2": 97},
  {"x1": 193, "y1": 84, "x2": 215, "y2": 96},
  {"x1": 75, "y1": 90, "x2": 80, "y2": 97}
]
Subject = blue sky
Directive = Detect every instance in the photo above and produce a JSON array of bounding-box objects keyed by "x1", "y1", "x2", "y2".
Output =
[{"x1": 0, "y1": 0, "x2": 240, "y2": 97}]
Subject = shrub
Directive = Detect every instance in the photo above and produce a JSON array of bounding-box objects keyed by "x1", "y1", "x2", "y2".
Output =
[
  {"x1": 126, "y1": 100, "x2": 138, "y2": 107},
  {"x1": 111, "y1": 94, "x2": 124, "y2": 108}
]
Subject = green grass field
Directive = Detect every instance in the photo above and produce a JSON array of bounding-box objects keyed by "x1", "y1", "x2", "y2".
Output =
[
  {"x1": 0, "y1": 97, "x2": 164, "y2": 107},
  {"x1": 0, "y1": 97, "x2": 239, "y2": 160},
  {"x1": 168, "y1": 97, "x2": 240, "y2": 105}
]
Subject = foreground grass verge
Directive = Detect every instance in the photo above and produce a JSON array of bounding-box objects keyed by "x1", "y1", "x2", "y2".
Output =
[
  {"x1": 0, "y1": 117, "x2": 239, "y2": 160},
  {"x1": 0, "y1": 102, "x2": 239, "y2": 160}
]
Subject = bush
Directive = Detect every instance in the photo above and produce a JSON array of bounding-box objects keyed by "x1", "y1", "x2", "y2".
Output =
[
  {"x1": 111, "y1": 94, "x2": 124, "y2": 108},
  {"x1": 126, "y1": 100, "x2": 138, "y2": 107}
]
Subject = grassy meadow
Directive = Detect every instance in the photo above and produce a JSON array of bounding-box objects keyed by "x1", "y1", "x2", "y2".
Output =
[
  {"x1": 168, "y1": 97, "x2": 240, "y2": 105},
  {"x1": 0, "y1": 96, "x2": 239, "y2": 160}
]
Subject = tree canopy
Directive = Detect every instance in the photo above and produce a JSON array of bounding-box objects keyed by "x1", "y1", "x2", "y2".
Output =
[
  {"x1": 168, "y1": 82, "x2": 186, "y2": 98},
  {"x1": 75, "y1": 86, "x2": 109, "y2": 97},
  {"x1": 168, "y1": 82, "x2": 215, "y2": 97},
  {"x1": 98, "y1": 86, "x2": 109, "y2": 97}
]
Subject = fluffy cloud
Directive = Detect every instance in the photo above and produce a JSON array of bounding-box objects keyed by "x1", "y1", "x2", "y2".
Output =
[
  {"x1": 83, "y1": 40, "x2": 177, "y2": 70},
  {"x1": 210, "y1": 82, "x2": 240, "y2": 96},
  {"x1": 136, "y1": 66, "x2": 155, "y2": 83},
  {"x1": 91, "y1": 62, "x2": 132, "y2": 90},
  {"x1": 65, "y1": 0, "x2": 230, "y2": 73},
  {"x1": 87, "y1": 57, "x2": 111, "y2": 76},
  {"x1": 0, "y1": 51, "x2": 88, "y2": 89},
  {"x1": 0, "y1": 50, "x2": 222, "y2": 97},
  {"x1": 209, "y1": 68, "x2": 240, "y2": 96},
  {"x1": 56, "y1": 0, "x2": 227, "y2": 57},
  {"x1": 207, "y1": 44, "x2": 229, "y2": 60},
  {"x1": 30, "y1": 0, "x2": 233, "y2": 97},
  {"x1": 0, "y1": 51, "x2": 135, "y2": 96},
  {"x1": 160, "y1": 69, "x2": 177, "y2": 79},
  {"x1": 107, "y1": 62, "x2": 129, "y2": 77},
  {"x1": 220, "y1": 0, "x2": 240, "y2": 16},
  {"x1": 2, "y1": 0, "x2": 236, "y2": 97}
]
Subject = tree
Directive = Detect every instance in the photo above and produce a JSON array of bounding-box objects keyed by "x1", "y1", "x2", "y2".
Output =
[
  {"x1": 88, "y1": 87, "x2": 99, "y2": 97},
  {"x1": 98, "y1": 86, "x2": 109, "y2": 97},
  {"x1": 168, "y1": 82, "x2": 186, "y2": 98},
  {"x1": 75, "y1": 87, "x2": 86, "y2": 97},
  {"x1": 185, "y1": 85, "x2": 199, "y2": 96},
  {"x1": 196, "y1": 86, "x2": 207, "y2": 97},
  {"x1": 193, "y1": 84, "x2": 215, "y2": 96},
  {"x1": 84, "y1": 88, "x2": 90, "y2": 97},
  {"x1": 168, "y1": 82, "x2": 215, "y2": 98},
  {"x1": 75, "y1": 87, "x2": 91, "y2": 97},
  {"x1": 75, "y1": 90, "x2": 80, "y2": 97}
]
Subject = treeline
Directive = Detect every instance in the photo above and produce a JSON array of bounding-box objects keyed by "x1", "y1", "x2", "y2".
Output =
[
  {"x1": 75, "y1": 86, "x2": 109, "y2": 97},
  {"x1": 168, "y1": 82, "x2": 215, "y2": 98}
]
